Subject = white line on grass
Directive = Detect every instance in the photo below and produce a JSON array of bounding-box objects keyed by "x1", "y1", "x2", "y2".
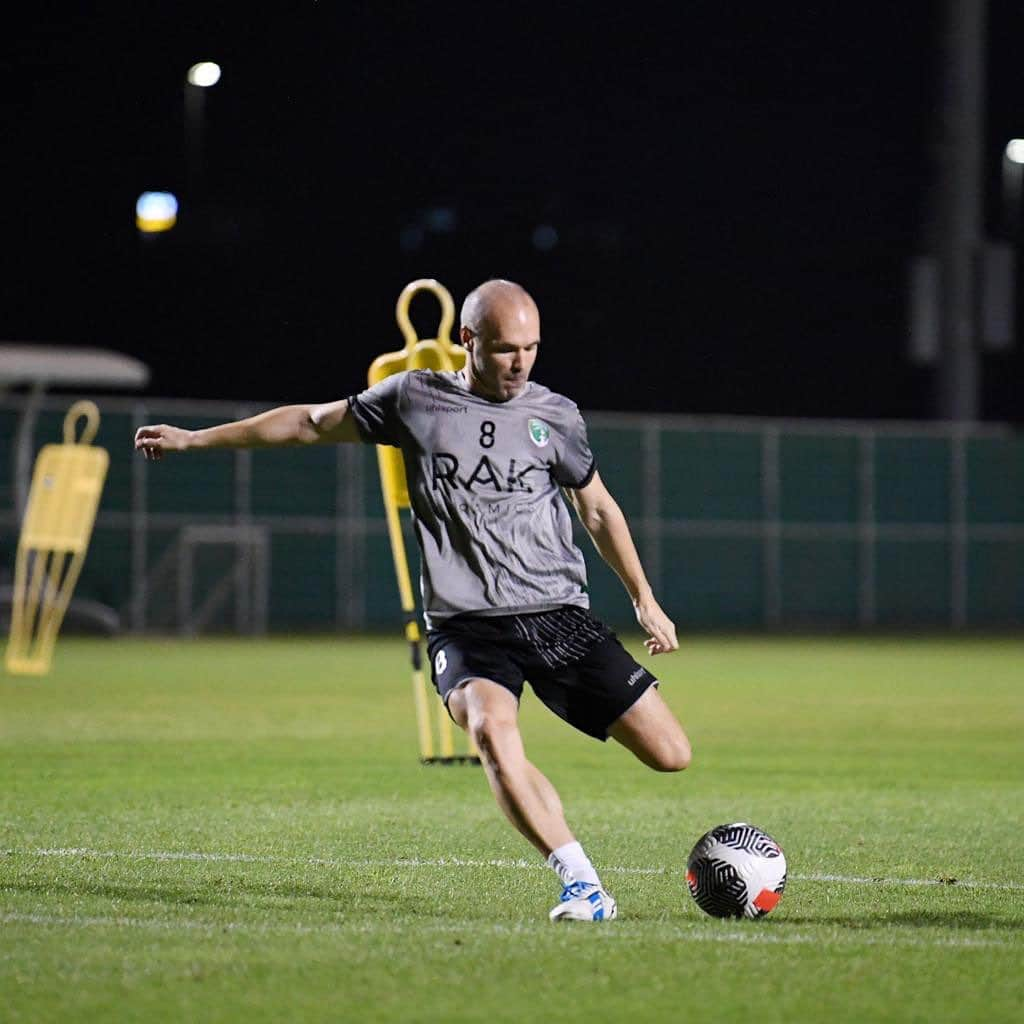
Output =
[
  {"x1": 9, "y1": 846, "x2": 1024, "y2": 892},
  {"x1": 0, "y1": 910, "x2": 1016, "y2": 952},
  {"x1": 796, "y1": 872, "x2": 1024, "y2": 891}
]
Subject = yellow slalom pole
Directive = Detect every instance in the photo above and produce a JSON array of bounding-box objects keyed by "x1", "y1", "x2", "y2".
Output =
[
  {"x1": 377, "y1": 445, "x2": 434, "y2": 762},
  {"x1": 369, "y1": 280, "x2": 479, "y2": 765}
]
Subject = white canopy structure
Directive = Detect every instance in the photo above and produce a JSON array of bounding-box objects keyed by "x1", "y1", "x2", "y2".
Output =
[
  {"x1": 0, "y1": 344, "x2": 149, "y2": 390},
  {"x1": 2, "y1": 343, "x2": 150, "y2": 517}
]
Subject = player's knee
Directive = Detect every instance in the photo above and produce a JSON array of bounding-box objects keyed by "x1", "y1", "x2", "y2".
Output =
[
  {"x1": 651, "y1": 734, "x2": 692, "y2": 773},
  {"x1": 446, "y1": 687, "x2": 470, "y2": 730},
  {"x1": 468, "y1": 711, "x2": 516, "y2": 768}
]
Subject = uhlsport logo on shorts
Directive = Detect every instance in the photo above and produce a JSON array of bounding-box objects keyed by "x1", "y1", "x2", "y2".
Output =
[
  {"x1": 528, "y1": 418, "x2": 550, "y2": 448},
  {"x1": 434, "y1": 650, "x2": 448, "y2": 676}
]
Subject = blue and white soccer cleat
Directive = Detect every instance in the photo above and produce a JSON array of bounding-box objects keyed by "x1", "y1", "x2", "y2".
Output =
[{"x1": 549, "y1": 882, "x2": 618, "y2": 922}]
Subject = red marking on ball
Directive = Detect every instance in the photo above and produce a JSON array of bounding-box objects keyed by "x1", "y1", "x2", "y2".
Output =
[{"x1": 753, "y1": 888, "x2": 781, "y2": 912}]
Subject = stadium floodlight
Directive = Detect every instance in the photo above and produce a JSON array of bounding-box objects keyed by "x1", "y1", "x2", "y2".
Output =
[
  {"x1": 187, "y1": 62, "x2": 221, "y2": 87},
  {"x1": 1005, "y1": 140, "x2": 1024, "y2": 165},
  {"x1": 135, "y1": 191, "x2": 178, "y2": 233}
]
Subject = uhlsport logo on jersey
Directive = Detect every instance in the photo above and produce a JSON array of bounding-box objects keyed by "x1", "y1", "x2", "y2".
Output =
[{"x1": 528, "y1": 418, "x2": 550, "y2": 447}]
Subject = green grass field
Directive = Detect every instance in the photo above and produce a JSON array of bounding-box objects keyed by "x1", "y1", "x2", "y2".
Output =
[{"x1": 1, "y1": 635, "x2": 1022, "y2": 1023}]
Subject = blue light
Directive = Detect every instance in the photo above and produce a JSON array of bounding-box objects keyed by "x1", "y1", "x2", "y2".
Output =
[
  {"x1": 532, "y1": 224, "x2": 558, "y2": 251},
  {"x1": 136, "y1": 192, "x2": 178, "y2": 232}
]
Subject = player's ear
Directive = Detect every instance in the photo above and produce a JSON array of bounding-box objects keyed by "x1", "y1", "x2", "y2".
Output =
[{"x1": 459, "y1": 326, "x2": 475, "y2": 350}]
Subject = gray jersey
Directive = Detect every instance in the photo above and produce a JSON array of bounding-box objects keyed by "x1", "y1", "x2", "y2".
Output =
[{"x1": 348, "y1": 370, "x2": 595, "y2": 628}]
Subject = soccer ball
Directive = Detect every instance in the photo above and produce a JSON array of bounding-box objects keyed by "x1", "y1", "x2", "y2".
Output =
[{"x1": 686, "y1": 823, "x2": 787, "y2": 919}]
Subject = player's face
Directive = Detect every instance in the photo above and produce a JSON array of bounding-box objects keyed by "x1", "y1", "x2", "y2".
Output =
[{"x1": 464, "y1": 310, "x2": 540, "y2": 401}]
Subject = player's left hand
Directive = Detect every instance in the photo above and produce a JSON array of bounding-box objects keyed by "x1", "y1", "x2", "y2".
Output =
[{"x1": 633, "y1": 596, "x2": 679, "y2": 655}]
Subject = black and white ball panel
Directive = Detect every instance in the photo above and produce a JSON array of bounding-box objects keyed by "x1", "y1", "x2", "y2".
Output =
[{"x1": 686, "y1": 822, "x2": 787, "y2": 919}]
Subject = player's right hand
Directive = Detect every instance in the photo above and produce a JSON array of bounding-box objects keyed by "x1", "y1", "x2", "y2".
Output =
[
  {"x1": 134, "y1": 424, "x2": 192, "y2": 461},
  {"x1": 634, "y1": 595, "x2": 679, "y2": 656}
]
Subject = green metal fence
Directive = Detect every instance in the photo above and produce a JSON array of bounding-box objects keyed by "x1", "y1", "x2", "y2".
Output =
[{"x1": 2, "y1": 396, "x2": 1022, "y2": 633}]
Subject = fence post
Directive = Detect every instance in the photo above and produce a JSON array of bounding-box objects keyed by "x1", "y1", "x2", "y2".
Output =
[
  {"x1": 858, "y1": 431, "x2": 877, "y2": 626},
  {"x1": 234, "y1": 404, "x2": 254, "y2": 633},
  {"x1": 642, "y1": 421, "x2": 662, "y2": 600},
  {"x1": 762, "y1": 429, "x2": 782, "y2": 626},
  {"x1": 130, "y1": 402, "x2": 149, "y2": 633},
  {"x1": 950, "y1": 430, "x2": 969, "y2": 628},
  {"x1": 336, "y1": 443, "x2": 366, "y2": 629}
]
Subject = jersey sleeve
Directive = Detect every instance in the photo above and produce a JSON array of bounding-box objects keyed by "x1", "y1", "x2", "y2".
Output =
[
  {"x1": 346, "y1": 372, "x2": 407, "y2": 447},
  {"x1": 553, "y1": 408, "x2": 597, "y2": 489}
]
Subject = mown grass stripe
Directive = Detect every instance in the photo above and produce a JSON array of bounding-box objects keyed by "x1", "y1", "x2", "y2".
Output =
[
  {"x1": 0, "y1": 911, "x2": 1016, "y2": 951},
  {"x1": 9, "y1": 847, "x2": 1023, "y2": 891}
]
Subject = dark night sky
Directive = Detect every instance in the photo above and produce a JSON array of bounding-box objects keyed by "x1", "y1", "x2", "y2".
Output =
[{"x1": 3, "y1": 3, "x2": 1022, "y2": 421}]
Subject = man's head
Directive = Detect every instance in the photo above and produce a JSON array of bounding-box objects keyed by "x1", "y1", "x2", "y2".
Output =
[{"x1": 459, "y1": 279, "x2": 540, "y2": 401}]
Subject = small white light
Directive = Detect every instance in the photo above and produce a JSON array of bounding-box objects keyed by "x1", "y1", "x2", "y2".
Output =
[
  {"x1": 1005, "y1": 139, "x2": 1024, "y2": 165},
  {"x1": 136, "y1": 191, "x2": 179, "y2": 233},
  {"x1": 187, "y1": 62, "x2": 221, "y2": 87}
]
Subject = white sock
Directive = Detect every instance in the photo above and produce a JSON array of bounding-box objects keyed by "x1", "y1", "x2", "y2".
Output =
[{"x1": 547, "y1": 841, "x2": 602, "y2": 889}]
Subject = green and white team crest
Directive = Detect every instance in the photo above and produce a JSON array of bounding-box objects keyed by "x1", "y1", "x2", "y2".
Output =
[{"x1": 528, "y1": 418, "x2": 550, "y2": 448}]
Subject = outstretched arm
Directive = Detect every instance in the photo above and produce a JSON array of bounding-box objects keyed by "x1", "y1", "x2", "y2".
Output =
[
  {"x1": 134, "y1": 398, "x2": 360, "y2": 460},
  {"x1": 568, "y1": 470, "x2": 678, "y2": 656}
]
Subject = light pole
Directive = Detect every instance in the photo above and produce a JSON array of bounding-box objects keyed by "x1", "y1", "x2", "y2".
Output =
[
  {"x1": 932, "y1": 0, "x2": 986, "y2": 421},
  {"x1": 184, "y1": 62, "x2": 221, "y2": 200},
  {"x1": 1002, "y1": 139, "x2": 1024, "y2": 237}
]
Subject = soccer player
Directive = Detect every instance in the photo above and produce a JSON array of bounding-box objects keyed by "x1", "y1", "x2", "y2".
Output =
[{"x1": 135, "y1": 279, "x2": 692, "y2": 922}]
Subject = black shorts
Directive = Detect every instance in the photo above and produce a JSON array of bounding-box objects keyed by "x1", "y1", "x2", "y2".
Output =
[{"x1": 426, "y1": 606, "x2": 657, "y2": 741}]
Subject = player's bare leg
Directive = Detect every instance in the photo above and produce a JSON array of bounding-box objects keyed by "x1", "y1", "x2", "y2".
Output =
[
  {"x1": 607, "y1": 686, "x2": 692, "y2": 772},
  {"x1": 447, "y1": 678, "x2": 573, "y2": 854},
  {"x1": 447, "y1": 677, "x2": 617, "y2": 921}
]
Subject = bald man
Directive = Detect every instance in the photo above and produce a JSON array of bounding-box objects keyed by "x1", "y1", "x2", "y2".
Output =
[{"x1": 135, "y1": 279, "x2": 692, "y2": 923}]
